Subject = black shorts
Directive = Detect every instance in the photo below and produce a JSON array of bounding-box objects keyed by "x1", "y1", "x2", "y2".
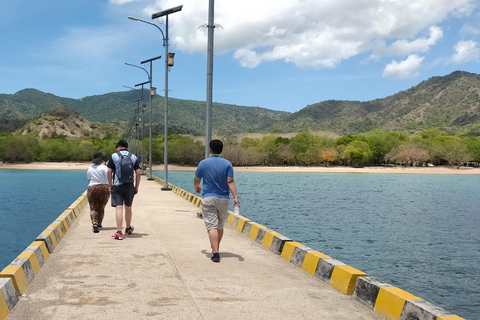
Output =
[{"x1": 111, "y1": 183, "x2": 135, "y2": 207}]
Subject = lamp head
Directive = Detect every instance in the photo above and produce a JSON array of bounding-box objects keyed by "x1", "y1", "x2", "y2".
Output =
[
  {"x1": 128, "y1": 16, "x2": 139, "y2": 21},
  {"x1": 151, "y1": 5, "x2": 183, "y2": 19}
]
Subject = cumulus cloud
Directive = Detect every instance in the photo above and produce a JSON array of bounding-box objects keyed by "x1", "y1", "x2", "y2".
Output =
[
  {"x1": 451, "y1": 40, "x2": 480, "y2": 64},
  {"x1": 371, "y1": 26, "x2": 443, "y2": 57},
  {"x1": 141, "y1": 0, "x2": 475, "y2": 70},
  {"x1": 383, "y1": 54, "x2": 425, "y2": 79}
]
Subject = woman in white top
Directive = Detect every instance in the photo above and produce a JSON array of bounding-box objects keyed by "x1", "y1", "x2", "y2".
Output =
[{"x1": 87, "y1": 151, "x2": 110, "y2": 233}]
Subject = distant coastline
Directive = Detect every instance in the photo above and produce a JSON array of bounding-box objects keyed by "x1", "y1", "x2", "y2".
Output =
[{"x1": 1, "y1": 161, "x2": 480, "y2": 175}]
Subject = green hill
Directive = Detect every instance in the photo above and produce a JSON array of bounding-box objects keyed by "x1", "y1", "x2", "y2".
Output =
[
  {"x1": 268, "y1": 71, "x2": 480, "y2": 135},
  {"x1": 3, "y1": 71, "x2": 480, "y2": 137}
]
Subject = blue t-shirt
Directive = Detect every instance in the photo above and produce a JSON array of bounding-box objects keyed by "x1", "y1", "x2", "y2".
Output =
[
  {"x1": 107, "y1": 150, "x2": 140, "y2": 185},
  {"x1": 195, "y1": 155, "x2": 234, "y2": 198}
]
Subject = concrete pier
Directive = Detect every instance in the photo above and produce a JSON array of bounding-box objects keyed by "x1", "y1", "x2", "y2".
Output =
[
  {"x1": 2, "y1": 179, "x2": 386, "y2": 320},
  {"x1": 1, "y1": 177, "x2": 465, "y2": 320}
]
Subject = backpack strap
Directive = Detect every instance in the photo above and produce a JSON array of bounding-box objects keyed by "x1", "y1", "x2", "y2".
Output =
[{"x1": 115, "y1": 151, "x2": 126, "y2": 178}]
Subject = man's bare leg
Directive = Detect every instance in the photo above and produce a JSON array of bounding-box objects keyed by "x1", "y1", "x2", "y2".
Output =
[
  {"x1": 115, "y1": 206, "x2": 123, "y2": 232},
  {"x1": 208, "y1": 229, "x2": 220, "y2": 253},
  {"x1": 125, "y1": 205, "x2": 132, "y2": 228}
]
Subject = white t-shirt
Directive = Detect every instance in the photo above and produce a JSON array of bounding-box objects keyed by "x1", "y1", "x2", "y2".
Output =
[{"x1": 87, "y1": 164, "x2": 109, "y2": 186}]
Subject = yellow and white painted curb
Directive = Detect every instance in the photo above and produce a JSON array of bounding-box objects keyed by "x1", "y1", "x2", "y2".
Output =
[
  {"x1": 0, "y1": 192, "x2": 88, "y2": 320},
  {"x1": 154, "y1": 175, "x2": 466, "y2": 320}
]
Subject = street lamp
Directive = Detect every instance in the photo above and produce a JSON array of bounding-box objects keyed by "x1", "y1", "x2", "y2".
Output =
[
  {"x1": 124, "y1": 91, "x2": 142, "y2": 166},
  {"x1": 123, "y1": 86, "x2": 145, "y2": 173},
  {"x1": 133, "y1": 81, "x2": 150, "y2": 175},
  {"x1": 124, "y1": 62, "x2": 158, "y2": 180},
  {"x1": 128, "y1": 4, "x2": 183, "y2": 191}
]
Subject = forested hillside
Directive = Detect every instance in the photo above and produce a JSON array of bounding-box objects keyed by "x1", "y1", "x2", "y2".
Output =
[
  {"x1": 269, "y1": 71, "x2": 480, "y2": 135},
  {"x1": 0, "y1": 90, "x2": 289, "y2": 136},
  {"x1": 2, "y1": 71, "x2": 480, "y2": 136}
]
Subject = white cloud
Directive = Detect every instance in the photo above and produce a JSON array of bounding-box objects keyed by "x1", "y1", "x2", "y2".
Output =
[
  {"x1": 234, "y1": 49, "x2": 260, "y2": 68},
  {"x1": 451, "y1": 40, "x2": 480, "y2": 64},
  {"x1": 461, "y1": 23, "x2": 480, "y2": 35},
  {"x1": 383, "y1": 54, "x2": 425, "y2": 79},
  {"x1": 137, "y1": 0, "x2": 476, "y2": 69},
  {"x1": 371, "y1": 26, "x2": 443, "y2": 57}
]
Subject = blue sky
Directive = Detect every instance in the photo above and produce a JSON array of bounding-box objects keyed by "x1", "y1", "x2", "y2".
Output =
[{"x1": 1, "y1": 0, "x2": 480, "y2": 113}]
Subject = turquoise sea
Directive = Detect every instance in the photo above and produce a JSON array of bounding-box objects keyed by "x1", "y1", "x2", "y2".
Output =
[
  {"x1": 1, "y1": 169, "x2": 479, "y2": 319},
  {"x1": 158, "y1": 170, "x2": 480, "y2": 320},
  {"x1": 0, "y1": 170, "x2": 87, "y2": 269}
]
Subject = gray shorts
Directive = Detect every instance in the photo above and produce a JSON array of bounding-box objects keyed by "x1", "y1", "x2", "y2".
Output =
[
  {"x1": 111, "y1": 183, "x2": 135, "y2": 207},
  {"x1": 201, "y1": 197, "x2": 230, "y2": 231}
]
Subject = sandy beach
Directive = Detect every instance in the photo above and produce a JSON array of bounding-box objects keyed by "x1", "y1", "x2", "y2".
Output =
[{"x1": 1, "y1": 161, "x2": 480, "y2": 175}]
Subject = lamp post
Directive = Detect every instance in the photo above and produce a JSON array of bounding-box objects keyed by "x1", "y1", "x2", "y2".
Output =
[
  {"x1": 124, "y1": 62, "x2": 156, "y2": 180},
  {"x1": 205, "y1": 0, "x2": 214, "y2": 158},
  {"x1": 123, "y1": 86, "x2": 145, "y2": 173},
  {"x1": 133, "y1": 81, "x2": 149, "y2": 175},
  {"x1": 128, "y1": 4, "x2": 182, "y2": 191}
]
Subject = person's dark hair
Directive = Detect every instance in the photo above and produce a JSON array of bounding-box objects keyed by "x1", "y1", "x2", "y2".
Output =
[
  {"x1": 209, "y1": 139, "x2": 223, "y2": 154},
  {"x1": 116, "y1": 139, "x2": 128, "y2": 148}
]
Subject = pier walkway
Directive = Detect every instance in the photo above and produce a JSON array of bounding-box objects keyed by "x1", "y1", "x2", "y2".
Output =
[{"x1": 3, "y1": 178, "x2": 386, "y2": 320}]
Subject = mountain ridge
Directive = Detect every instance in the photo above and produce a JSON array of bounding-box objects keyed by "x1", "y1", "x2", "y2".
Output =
[{"x1": 2, "y1": 70, "x2": 480, "y2": 137}]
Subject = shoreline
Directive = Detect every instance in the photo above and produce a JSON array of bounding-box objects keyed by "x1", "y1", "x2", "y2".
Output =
[{"x1": 1, "y1": 161, "x2": 480, "y2": 175}]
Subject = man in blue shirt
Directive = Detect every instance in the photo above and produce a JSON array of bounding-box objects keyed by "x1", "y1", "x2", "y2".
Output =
[{"x1": 194, "y1": 140, "x2": 240, "y2": 262}]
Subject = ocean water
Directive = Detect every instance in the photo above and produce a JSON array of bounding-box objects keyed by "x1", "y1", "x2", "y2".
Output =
[
  {"x1": 158, "y1": 170, "x2": 480, "y2": 320},
  {"x1": 1, "y1": 169, "x2": 478, "y2": 319},
  {"x1": 0, "y1": 170, "x2": 87, "y2": 269}
]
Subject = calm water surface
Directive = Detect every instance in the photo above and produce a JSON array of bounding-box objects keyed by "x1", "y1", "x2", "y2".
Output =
[
  {"x1": 157, "y1": 170, "x2": 480, "y2": 320},
  {"x1": 1, "y1": 169, "x2": 478, "y2": 319},
  {"x1": 0, "y1": 170, "x2": 86, "y2": 268}
]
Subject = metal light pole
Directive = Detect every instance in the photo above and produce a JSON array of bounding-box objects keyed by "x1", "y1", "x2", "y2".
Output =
[
  {"x1": 205, "y1": 0, "x2": 214, "y2": 158},
  {"x1": 140, "y1": 56, "x2": 161, "y2": 180},
  {"x1": 152, "y1": 5, "x2": 182, "y2": 191},
  {"x1": 124, "y1": 62, "x2": 155, "y2": 180},
  {"x1": 128, "y1": 5, "x2": 182, "y2": 191},
  {"x1": 124, "y1": 85, "x2": 143, "y2": 170},
  {"x1": 134, "y1": 81, "x2": 149, "y2": 175}
]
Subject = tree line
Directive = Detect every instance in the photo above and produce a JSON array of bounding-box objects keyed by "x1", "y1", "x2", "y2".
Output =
[{"x1": 2, "y1": 129, "x2": 480, "y2": 167}]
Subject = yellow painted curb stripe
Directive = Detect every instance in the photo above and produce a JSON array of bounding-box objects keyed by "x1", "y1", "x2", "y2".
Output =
[
  {"x1": 248, "y1": 224, "x2": 266, "y2": 241},
  {"x1": 0, "y1": 290, "x2": 8, "y2": 320},
  {"x1": 67, "y1": 206, "x2": 78, "y2": 218},
  {"x1": 49, "y1": 222, "x2": 64, "y2": 239},
  {"x1": 63, "y1": 209, "x2": 75, "y2": 221},
  {"x1": 0, "y1": 266, "x2": 28, "y2": 295},
  {"x1": 281, "y1": 241, "x2": 305, "y2": 261},
  {"x1": 375, "y1": 287, "x2": 421, "y2": 320},
  {"x1": 262, "y1": 230, "x2": 281, "y2": 249},
  {"x1": 29, "y1": 241, "x2": 50, "y2": 261},
  {"x1": 41, "y1": 230, "x2": 58, "y2": 248},
  {"x1": 55, "y1": 216, "x2": 70, "y2": 232},
  {"x1": 301, "y1": 251, "x2": 331, "y2": 275},
  {"x1": 226, "y1": 213, "x2": 236, "y2": 226},
  {"x1": 16, "y1": 251, "x2": 40, "y2": 275},
  {"x1": 330, "y1": 265, "x2": 367, "y2": 295},
  {"x1": 236, "y1": 217, "x2": 252, "y2": 232}
]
